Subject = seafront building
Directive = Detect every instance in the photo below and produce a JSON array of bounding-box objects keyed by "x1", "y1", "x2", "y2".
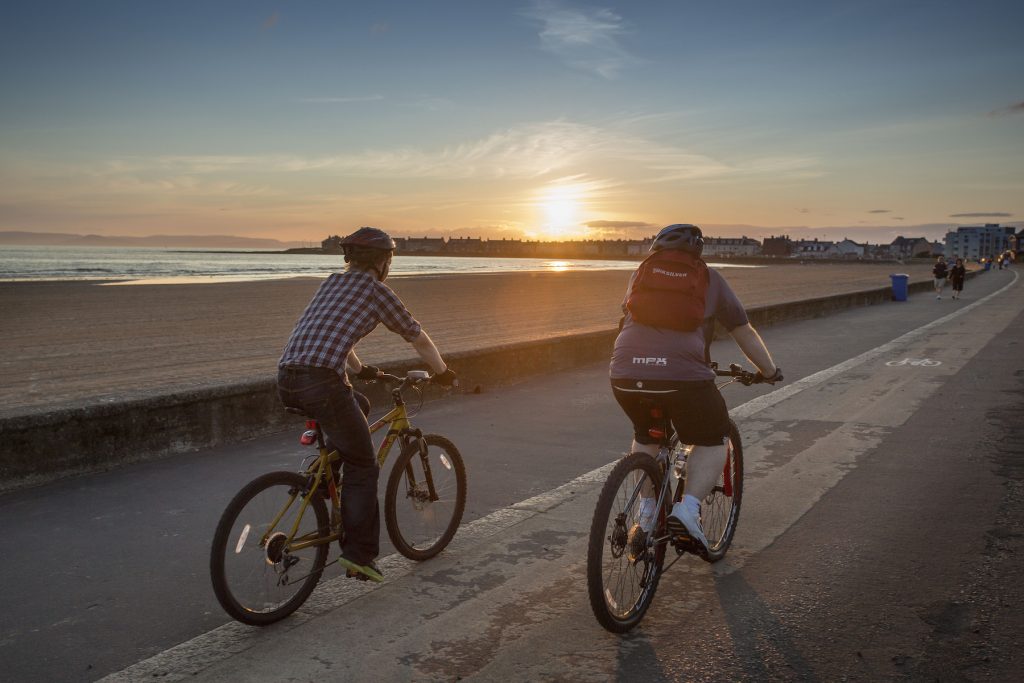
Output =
[
  {"x1": 315, "y1": 230, "x2": 1007, "y2": 261},
  {"x1": 943, "y1": 224, "x2": 1016, "y2": 261}
]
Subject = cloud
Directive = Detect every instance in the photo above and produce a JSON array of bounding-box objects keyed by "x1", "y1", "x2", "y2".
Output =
[
  {"x1": 370, "y1": 22, "x2": 390, "y2": 34},
  {"x1": 296, "y1": 95, "x2": 384, "y2": 104},
  {"x1": 262, "y1": 13, "x2": 279, "y2": 30},
  {"x1": 525, "y1": 1, "x2": 637, "y2": 78},
  {"x1": 584, "y1": 220, "x2": 654, "y2": 229},
  {"x1": 868, "y1": 209, "x2": 891, "y2": 213},
  {"x1": 949, "y1": 212, "x2": 1012, "y2": 218},
  {"x1": 988, "y1": 101, "x2": 1024, "y2": 117}
]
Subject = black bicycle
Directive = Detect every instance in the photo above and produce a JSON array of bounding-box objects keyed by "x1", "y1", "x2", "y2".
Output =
[{"x1": 587, "y1": 362, "x2": 772, "y2": 633}]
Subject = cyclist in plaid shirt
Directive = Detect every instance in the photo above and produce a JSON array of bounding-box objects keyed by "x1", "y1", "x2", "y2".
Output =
[{"x1": 278, "y1": 227, "x2": 457, "y2": 582}]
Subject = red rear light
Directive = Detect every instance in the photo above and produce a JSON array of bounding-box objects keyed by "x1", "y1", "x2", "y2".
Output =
[
  {"x1": 305, "y1": 420, "x2": 318, "y2": 429},
  {"x1": 650, "y1": 407, "x2": 663, "y2": 418},
  {"x1": 648, "y1": 428, "x2": 665, "y2": 439},
  {"x1": 300, "y1": 430, "x2": 317, "y2": 446}
]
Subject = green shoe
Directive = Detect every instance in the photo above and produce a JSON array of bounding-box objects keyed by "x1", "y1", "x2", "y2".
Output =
[{"x1": 338, "y1": 556, "x2": 384, "y2": 583}]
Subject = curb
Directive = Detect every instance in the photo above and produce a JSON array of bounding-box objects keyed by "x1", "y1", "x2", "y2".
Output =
[{"x1": 0, "y1": 273, "x2": 973, "y2": 490}]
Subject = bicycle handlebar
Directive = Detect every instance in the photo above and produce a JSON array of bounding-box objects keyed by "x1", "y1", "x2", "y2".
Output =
[
  {"x1": 711, "y1": 362, "x2": 783, "y2": 386},
  {"x1": 366, "y1": 370, "x2": 455, "y2": 389}
]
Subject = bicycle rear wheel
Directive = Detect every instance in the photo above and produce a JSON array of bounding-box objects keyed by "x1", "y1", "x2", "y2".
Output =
[
  {"x1": 587, "y1": 452, "x2": 666, "y2": 633},
  {"x1": 210, "y1": 471, "x2": 329, "y2": 625},
  {"x1": 696, "y1": 420, "x2": 744, "y2": 562},
  {"x1": 384, "y1": 434, "x2": 466, "y2": 561}
]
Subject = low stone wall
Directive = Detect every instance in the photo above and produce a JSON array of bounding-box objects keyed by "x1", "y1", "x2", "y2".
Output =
[{"x1": 0, "y1": 273, "x2": 973, "y2": 489}]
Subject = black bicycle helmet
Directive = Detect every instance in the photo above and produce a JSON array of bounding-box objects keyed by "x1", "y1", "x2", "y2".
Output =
[
  {"x1": 650, "y1": 223, "x2": 704, "y2": 256},
  {"x1": 341, "y1": 227, "x2": 396, "y2": 280}
]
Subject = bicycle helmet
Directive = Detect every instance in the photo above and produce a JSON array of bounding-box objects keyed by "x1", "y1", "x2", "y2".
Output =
[
  {"x1": 341, "y1": 227, "x2": 396, "y2": 280},
  {"x1": 650, "y1": 223, "x2": 704, "y2": 256}
]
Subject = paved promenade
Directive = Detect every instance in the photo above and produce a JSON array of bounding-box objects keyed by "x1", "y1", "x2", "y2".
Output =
[{"x1": 4, "y1": 268, "x2": 1017, "y2": 682}]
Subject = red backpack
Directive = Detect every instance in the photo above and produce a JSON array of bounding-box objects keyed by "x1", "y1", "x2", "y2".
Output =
[{"x1": 626, "y1": 250, "x2": 709, "y2": 332}]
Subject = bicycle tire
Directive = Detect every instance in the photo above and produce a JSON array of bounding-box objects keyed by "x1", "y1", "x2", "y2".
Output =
[
  {"x1": 587, "y1": 452, "x2": 667, "y2": 633},
  {"x1": 675, "y1": 420, "x2": 744, "y2": 563},
  {"x1": 384, "y1": 434, "x2": 466, "y2": 561},
  {"x1": 210, "y1": 471, "x2": 329, "y2": 626}
]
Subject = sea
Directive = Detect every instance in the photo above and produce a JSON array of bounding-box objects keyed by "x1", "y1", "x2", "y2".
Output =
[{"x1": 0, "y1": 245, "x2": 756, "y2": 284}]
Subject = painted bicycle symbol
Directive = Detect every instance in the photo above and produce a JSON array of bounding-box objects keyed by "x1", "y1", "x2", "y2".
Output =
[{"x1": 885, "y1": 358, "x2": 942, "y2": 367}]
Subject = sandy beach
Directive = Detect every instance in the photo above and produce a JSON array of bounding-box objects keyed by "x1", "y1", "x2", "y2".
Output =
[{"x1": 0, "y1": 262, "x2": 939, "y2": 418}]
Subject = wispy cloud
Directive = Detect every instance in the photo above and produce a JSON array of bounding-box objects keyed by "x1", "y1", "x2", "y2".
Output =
[
  {"x1": 585, "y1": 220, "x2": 653, "y2": 229},
  {"x1": 296, "y1": 95, "x2": 384, "y2": 104},
  {"x1": 525, "y1": 1, "x2": 637, "y2": 78},
  {"x1": 987, "y1": 101, "x2": 1024, "y2": 117},
  {"x1": 262, "y1": 13, "x2": 279, "y2": 30},
  {"x1": 65, "y1": 120, "x2": 816, "y2": 201},
  {"x1": 868, "y1": 209, "x2": 891, "y2": 213},
  {"x1": 949, "y1": 212, "x2": 1012, "y2": 217}
]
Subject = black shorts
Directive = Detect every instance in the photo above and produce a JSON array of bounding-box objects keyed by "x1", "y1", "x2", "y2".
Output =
[{"x1": 611, "y1": 378, "x2": 731, "y2": 447}]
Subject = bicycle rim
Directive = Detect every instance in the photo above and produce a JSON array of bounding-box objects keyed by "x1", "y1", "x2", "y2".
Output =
[
  {"x1": 587, "y1": 453, "x2": 666, "y2": 633},
  {"x1": 701, "y1": 421, "x2": 744, "y2": 561},
  {"x1": 210, "y1": 471, "x2": 328, "y2": 625},
  {"x1": 385, "y1": 434, "x2": 466, "y2": 561}
]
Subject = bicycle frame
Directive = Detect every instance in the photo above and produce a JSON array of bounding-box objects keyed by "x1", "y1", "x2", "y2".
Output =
[{"x1": 266, "y1": 380, "x2": 427, "y2": 555}]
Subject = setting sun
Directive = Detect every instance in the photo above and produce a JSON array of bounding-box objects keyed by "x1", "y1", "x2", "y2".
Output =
[{"x1": 538, "y1": 184, "x2": 588, "y2": 239}]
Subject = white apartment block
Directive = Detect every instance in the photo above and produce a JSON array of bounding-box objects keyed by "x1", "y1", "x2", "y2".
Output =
[
  {"x1": 944, "y1": 224, "x2": 1014, "y2": 261},
  {"x1": 702, "y1": 236, "x2": 761, "y2": 257}
]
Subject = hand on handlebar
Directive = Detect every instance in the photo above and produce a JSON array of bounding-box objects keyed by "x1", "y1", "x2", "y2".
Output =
[
  {"x1": 355, "y1": 364, "x2": 381, "y2": 381},
  {"x1": 755, "y1": 367, "x2": 783, "y2": 385}
]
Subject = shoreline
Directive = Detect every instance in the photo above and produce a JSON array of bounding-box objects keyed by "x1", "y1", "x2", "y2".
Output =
[{"x1": 0, "y1": 263, "x2": 942, "y2": 419}]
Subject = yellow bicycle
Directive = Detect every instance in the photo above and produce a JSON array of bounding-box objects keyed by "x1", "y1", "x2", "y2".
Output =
[{"x1": 210, "y1": 370, "x2": 466, "y2": 625}]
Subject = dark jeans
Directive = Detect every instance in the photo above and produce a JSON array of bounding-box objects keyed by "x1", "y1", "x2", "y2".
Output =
[{"x1": 277, "y1": 366, "x2": 379, "y2": 565}]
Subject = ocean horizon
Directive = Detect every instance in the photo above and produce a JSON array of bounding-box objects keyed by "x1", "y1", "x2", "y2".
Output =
[{"x1": 0, "y1": 245, "x2": 759, "y2": 284}]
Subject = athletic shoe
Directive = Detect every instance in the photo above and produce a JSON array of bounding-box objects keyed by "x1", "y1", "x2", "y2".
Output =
[
  {"x1": 667, "y1": 504, "x2": 709, "y2": 551},
  {"x1": 339, "y1": 556, "x2": 384, "y2": 583}
]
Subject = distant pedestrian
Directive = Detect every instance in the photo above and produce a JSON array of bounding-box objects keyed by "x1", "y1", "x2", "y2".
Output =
[
  {"x1": 949, "y1": 258, "x2": 966, "y2": 300},
  {"x1": 932, "y1": 256, "x2": 948, "y2": 300}
]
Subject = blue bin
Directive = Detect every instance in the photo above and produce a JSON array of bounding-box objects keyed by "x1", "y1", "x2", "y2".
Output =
[
  {"x1": 890, "y1": 273, "x2": 909, "y2": 301},
  {"x1": 984, "y1": 261, "x2": 991, "y2": 271}
]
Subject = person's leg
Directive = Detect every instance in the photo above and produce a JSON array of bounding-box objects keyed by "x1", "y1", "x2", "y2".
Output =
[
  {"x1": 320, "y1": 390, "x2": 380, "y2": 568},
  {"x1": 665, "y1": 381, "x2": 731, "y2": 549},
  {"x1": 278, "y1": 368, "x2": 381, "y2": 574},
  {"x1": 612, "y1": 382, "x2": 661, "y2": 530}
]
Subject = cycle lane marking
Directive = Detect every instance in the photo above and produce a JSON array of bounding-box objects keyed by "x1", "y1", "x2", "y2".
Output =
[
  {"x1": 102, "y1": 271, "x2": 1019, "y2": 681},
  {"x1": 730, "y1": 269, "x2": 1018, "y2": 421}
]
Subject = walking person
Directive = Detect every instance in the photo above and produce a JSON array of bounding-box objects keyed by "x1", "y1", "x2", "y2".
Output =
[
  {"x1": 609, "y1": 224, "x2": 781, "y2": 552},
  {"x1": 277, "y1": 227, "x2": 457, "y2": 582},
  {"x1": 949, "y1": 257, "x2": 967, "y2": 300},
  {"x1": 933, "y1": 255, "x2": 948, "y2": 299}
]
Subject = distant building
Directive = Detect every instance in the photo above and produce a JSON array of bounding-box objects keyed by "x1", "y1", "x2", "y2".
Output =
[
  {"x1": 793, "y1": 239, "x2": 837, "y2": 258},
  {"x1": 944, "y1": 224, "x2": 1015, "y2": 261},
  {"x1": 835, "y1": 238, "x2": 865, "y2": 259},
  {"x1": 321, "y1": 235, "x2": 344, "y2": 251},
  {"x1": 398, "y1": 237, "x2": 446, "y2": 253},
  {"x1": 889, "y1": 236, "x2": 932, "y2": 259},
  {"x1": 446, "y1": 237, "x2": 483, "y2": 254},
  {"x1": 703, "y1": 236, "x2": 760, "y2": 257},
  {"x1": 761, "y1": 235, "x2": 793, "y2": 257}
]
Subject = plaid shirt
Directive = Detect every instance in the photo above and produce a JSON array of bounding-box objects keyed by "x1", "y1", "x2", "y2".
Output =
[{"x1": 279, "y1": 270, "x2": 422, "y2": 372}]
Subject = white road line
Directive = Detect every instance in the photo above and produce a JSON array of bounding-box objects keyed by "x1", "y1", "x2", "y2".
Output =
[
  {"x1": 731, "y1": 270, "x2": 1018, "y2": 420},
  {"x1": 103, "y1": 271, "x2": 1017, "y2": 681}
]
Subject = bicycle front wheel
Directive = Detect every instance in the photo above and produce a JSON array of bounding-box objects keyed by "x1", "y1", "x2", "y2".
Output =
[
  {"x1": 587, "y1": 452, "x2": 666, "y2": 633},
  {"x1": 210, "y1": 471, "x2": 329, "y2": 626},
  {"x1": 385, "y1": 434, "x2": 466, "y2": 561}
]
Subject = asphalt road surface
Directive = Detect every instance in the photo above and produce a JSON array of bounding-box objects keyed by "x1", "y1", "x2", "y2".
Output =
[{"x1": 1, "y1": 268, "x2": 1021, "y2": 681}]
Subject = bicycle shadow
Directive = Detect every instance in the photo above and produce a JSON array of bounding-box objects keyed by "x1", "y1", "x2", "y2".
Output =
[{"x1": 609, "y1": 570, "x2": 817, "y2": 681}]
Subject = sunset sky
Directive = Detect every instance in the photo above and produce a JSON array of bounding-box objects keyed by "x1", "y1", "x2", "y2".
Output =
[{"x1": 2, "y1": 1, "x2": 1022, "y2": 244}]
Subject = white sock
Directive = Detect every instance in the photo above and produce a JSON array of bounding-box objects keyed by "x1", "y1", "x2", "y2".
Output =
[{"x1": 637, "y1": 497, "x2": 657, "y2": 531}]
